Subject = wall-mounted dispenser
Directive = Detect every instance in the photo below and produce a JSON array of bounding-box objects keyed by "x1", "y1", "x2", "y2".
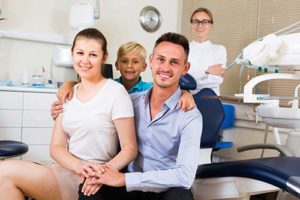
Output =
[{"x1": 69, "y1": 0, "x2": 100, "y2": 30}]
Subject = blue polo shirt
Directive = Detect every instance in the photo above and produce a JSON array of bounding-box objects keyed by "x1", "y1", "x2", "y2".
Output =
[{"x1": 114, "y1": 76, "x2": 152, "y2": 94}]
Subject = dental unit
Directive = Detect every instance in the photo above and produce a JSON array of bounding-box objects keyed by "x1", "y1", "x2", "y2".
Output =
[{"x1": 229, "y1": 21, "x2": 300, "y2": 144}]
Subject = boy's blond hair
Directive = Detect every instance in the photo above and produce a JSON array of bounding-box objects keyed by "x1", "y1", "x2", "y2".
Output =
[{"x1": 117, "y1": 41, "x2": 146, "y2": 62}]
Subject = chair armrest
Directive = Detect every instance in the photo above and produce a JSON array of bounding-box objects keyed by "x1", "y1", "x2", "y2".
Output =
[{"x1": 237, "y1": 144, "x2": 294, "y2": 157}]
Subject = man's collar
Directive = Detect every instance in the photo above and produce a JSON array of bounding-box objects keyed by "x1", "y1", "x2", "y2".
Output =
[{"x1": 143, "y1": 87, "x2": 181, "y2": 110}]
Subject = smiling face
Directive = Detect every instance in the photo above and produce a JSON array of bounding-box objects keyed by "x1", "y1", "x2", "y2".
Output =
[
  {"x1": 72, "y1": 37, "x2": 107, "y2": 81},
  {"x1": 150, "y1": 41, "x2": 190, "y2": 90},
  {"x1": 191, "y1": 11, "x2": 213, "y2": 42},
  {"x1": 116, "y1": 52, "x2": 147, "y2": 83}
]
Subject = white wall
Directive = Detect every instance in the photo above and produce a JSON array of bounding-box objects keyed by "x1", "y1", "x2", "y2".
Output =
[{"x1": 0, "y1": 0, "x2": 182, "y2": 85}]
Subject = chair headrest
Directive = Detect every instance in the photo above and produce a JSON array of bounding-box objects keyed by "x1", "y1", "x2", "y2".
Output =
[{"x1": 179, "y1": 73, "x2": 197, "y2": 90}]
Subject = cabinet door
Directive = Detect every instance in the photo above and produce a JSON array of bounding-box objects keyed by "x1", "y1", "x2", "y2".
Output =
[
  {"x1": 23, "y1": 110, "x2": 54, "y2": 127},
  {"x1": 0, "y1": 91, "x2": 23, "y2": 127},
  {"x1": 0, "y1": 110, "x2": 22, "y2": 127},
  {"x1": 21, "y1": 92, "x2": 56, "y2": 163},
  {"x1": 23, "y1": 93, "x2": 57, "y2": 110},
  {"x1": 22, "y1": 145, "x2": 52, "y2": 163},
  {"x1": 22, "y1": 128, "x2": 52, "y2": 144},
  {"x1": 0, "y1": 91, "x2": 23, "y2": 109},
  {"x1": 0, "y1": 128, "x2": 22, "y2": 140}
]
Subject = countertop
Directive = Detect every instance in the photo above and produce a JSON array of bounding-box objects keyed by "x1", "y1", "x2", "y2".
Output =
[{"x1": 0, "y1": 85, "x2": 57, "y2": 93}]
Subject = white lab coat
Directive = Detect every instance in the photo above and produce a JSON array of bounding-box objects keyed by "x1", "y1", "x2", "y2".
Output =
[{"x1": 188, "y1": 40, "x2": 227, "y2": 95}]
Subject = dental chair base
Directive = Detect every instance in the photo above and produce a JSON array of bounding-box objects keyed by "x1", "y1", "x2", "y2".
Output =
[
  {"x1": 237, "y1": 129, "x2": 300, "y2": 158},
  {"x1": 196, "y1": 157, "x2": 300, "y2": 199},
  {"x1": 192, "y1": 177, "x2": 280, "y2": 200}
]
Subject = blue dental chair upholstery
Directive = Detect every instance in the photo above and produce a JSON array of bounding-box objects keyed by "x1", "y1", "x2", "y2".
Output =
[
  {"x1": 214, "y1": 103, "x2": 234, "y2": 150},
  {"x1": 193, "y1": 88, "x2": 225, "y2": 148},
  {"x1": 0, "y1": 140, "x2": 28, "y2": 159},
  {"x1": 180, "y1": 74, "x2": 234, "y2": 151},
  {"x1": 193, "y1": 87, "x2": 300, "y2": 198},
  {"x1": 179, "y1": 73, "x2": 197, "y2": 91}
]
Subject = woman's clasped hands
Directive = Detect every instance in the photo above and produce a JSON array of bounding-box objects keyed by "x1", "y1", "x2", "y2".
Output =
[
  {"x1": 76, "y1": 161, "x2": 106, "y2": 196},
  {"x1": 80, "y1": 163, "x2": 125, "y2": 196}
]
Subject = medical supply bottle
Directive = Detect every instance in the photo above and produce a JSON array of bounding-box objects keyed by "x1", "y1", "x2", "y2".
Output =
[{"x1": 21, "y1": 68, "x2": 29, "y2": 86}]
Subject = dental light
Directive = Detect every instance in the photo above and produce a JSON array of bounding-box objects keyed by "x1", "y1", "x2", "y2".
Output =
[{"x1": 69, "y1": 0, "x2": 100, "y2": 30}]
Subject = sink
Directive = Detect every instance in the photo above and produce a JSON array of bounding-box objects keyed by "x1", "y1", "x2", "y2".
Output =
[{"x1": 257, "y1": 106, "x2": 300, "y2": 129}]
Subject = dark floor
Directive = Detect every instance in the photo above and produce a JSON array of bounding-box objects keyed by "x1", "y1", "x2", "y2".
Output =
[{"x1": 250, "y1": 191, "x2": 279, "y2": 200}]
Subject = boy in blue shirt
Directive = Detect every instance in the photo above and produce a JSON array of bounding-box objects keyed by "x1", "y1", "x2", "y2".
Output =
[{"x1": 114, "y1": 41, "x2": 152, "y2": 94}]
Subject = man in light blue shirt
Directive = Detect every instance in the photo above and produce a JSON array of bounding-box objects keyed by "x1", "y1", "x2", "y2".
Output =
[
  {"x1": 126, "y1": 87, "x2": 202, "y2": 194},
  {"x1": 87, "y1": 32, "x2": 203, "y2": 200}
]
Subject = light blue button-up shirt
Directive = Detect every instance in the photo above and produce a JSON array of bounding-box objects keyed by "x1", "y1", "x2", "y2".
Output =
[{"x1": 125, "y1": 87, "x2": 203, "y2": 192}]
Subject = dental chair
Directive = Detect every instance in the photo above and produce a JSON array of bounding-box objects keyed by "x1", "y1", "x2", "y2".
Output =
[
  {"x1": 179, "y1": 74, "x2": 234, "y2": 153},
  {"x1": 0, "y1": 140, "x2": 28, "y2": 160},
  {"x1": 191, "y1": 87, "x2": 300, "y2": 199}
]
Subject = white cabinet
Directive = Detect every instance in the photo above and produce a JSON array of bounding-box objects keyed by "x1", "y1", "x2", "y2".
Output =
[
  {"x1": 0, "y1": 90, "x2": 57, "y2": 163},
  {"x1": 22, "y1": 93, "x2": 57, "y2": 163},
  {"x1": 23, "y1": 110, "x2": 54, "y2": 127},
  {"x1": 0, "y1": 91, "x2": 23, "y2": 142},
  {"x1": 23, "y1": 93, "x2": 56, "y2": 110},
  {"x1": 0, "y1": 91, "x2": 23, "y2": 109},
  {"x1": 0, "y1": 128, "x2": 22, "y2": 140},
  {"x1": 0, "y1": 110, "x2": 22, "y2": 127}
]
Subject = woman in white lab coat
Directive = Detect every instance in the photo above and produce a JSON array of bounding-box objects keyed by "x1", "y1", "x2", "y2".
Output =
[
  {"x1": 188, "y1": 7, "x2": 227, "y2": 95},
  {"x1": 0, "y1": 28, "x2": 137, "y2": 200}
]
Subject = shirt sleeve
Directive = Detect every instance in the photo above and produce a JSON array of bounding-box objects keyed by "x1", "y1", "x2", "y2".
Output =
[
  {"x1": 125, "y1": 109, "x2": 203, "y2": 192},
  {"x1": 202, "y1": 45, "x2": 227, "y2": 90},
  {"x1": 111, "y1": 86, "x2": 134, "y2": 120}
]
